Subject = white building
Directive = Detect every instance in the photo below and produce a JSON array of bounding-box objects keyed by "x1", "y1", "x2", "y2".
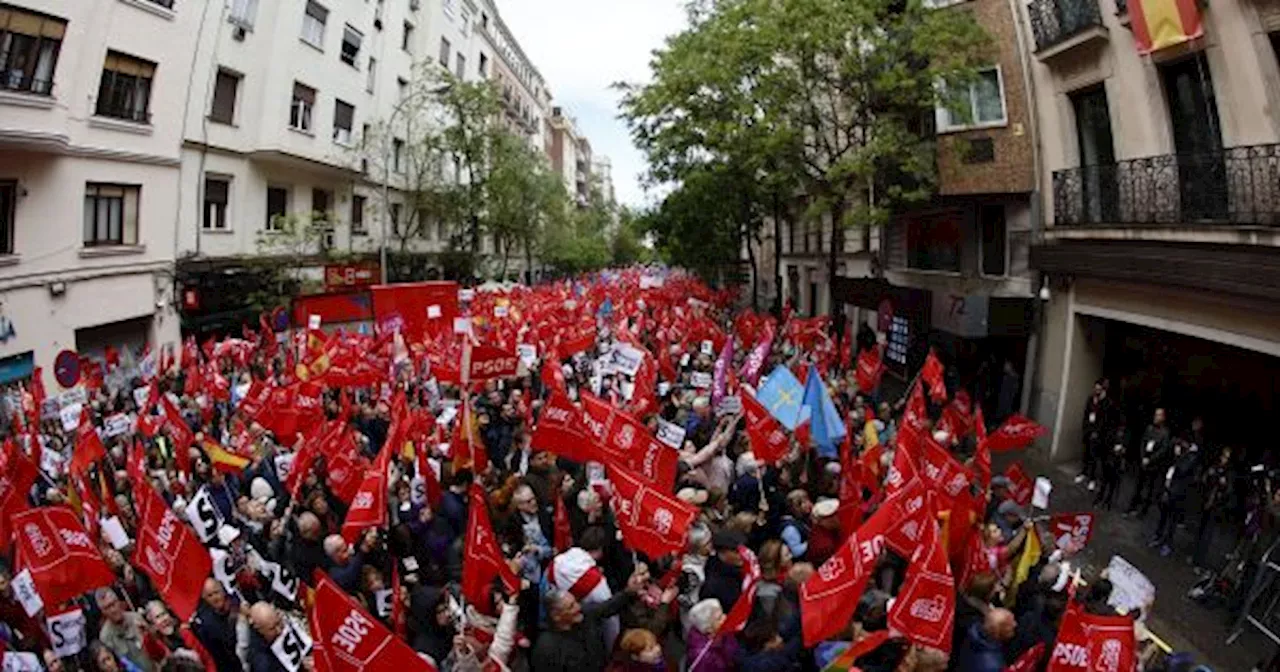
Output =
[{"x1": 0, "y1": 0, "x2": 196, "y2": 390}]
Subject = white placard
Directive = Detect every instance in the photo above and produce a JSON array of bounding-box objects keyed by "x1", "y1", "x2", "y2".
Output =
[
  {"x1": 12, "y1": 569, "x2": 42, "y2": 617},
  {"x1": 101, "y1": 516, "x2": 130, "y2": 550},
  {"x1": 453, "y1": 317, "x2": 471, "y2": 334},
  {"x1": 609, "y1": 344, "x2": 645, "y2": 377},
  {"x1": 57, "y1": 387, "x2": 87, "y2": 408},
  {"x1": 517, "y1": 344, "x2": 537, "y2": 367},
  {"x1": 1032, "y1": 476, "x2": 1053, "y2": 509},
  {"x1": 1105, "y1": 555, "x2": 1155, "y2": 616},
  {"x1": 308, "y1": 314, "x2": 322, "y2": 330},
  {"x1": 427, "y1": 305, "x2": 442, "y2": 319},
  {"x1": 258, "y1": 558, "x2": 299, "y2": 602},
  {"x1": 103, "y1": 413, "x2": 133, "y2": 438},
  {"x1": 690, "y1": 372, "x2": 713, "y2": 389},
  {"x1": 1, "y1": 652, "x2": 42, "y2": 672},
  {"x1": 47, "y1": 608, "x2": 86, "y2": 658},
  {"x1": 679, "y1": 353, "x2": 691, "y2": 368},
  {"x1": 185, "y1": 488, "x2": 223, "y2": 543},
  {"x1": 39, "y1": 447, "x2": 64, "y2": 479},
  {"x1": 437, "y1": 406, "x2": 458, "y2": 428},
  {"x1": 40, "y1": 398, "x2": 60, "y2": 421},
  {"x1": 274, "y1": 453, "x2": 295, "y2": 481},
  {"x1": 717, "y1": 396, "x2": 743, "y2": 416},
  {"x1": 375, "y1": 588, "x2": 393, "y2": 617},
  {"x1": 270, "y1": 619, "x2": 313, "y2": 672},
  {"x1": 655, "y1": 419, "x2": 686, "y2": 449},
  {"x1": 657, "y1": 382, "x2": 671, "y2": 398},
  {"x1": 494, "y1": 305, "x2": 509, "y2": 318},
  {"x1": 700, "y1": 340, "x2": 713, "y2": 356},
  {"x1": 133, "y1": 387, "x2": 150, "y2": 410},
  {"x1": 458, "y1": 289, "x2": 475, "y2": 302},
  {"x1": 59, "y1": 402, "x2": 82, "y2": 432}
]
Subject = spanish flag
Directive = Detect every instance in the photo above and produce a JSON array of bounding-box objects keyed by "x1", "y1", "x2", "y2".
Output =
[
  {"x1": 1007, "y1": 524, "x2": 1043, "y2": 607},
  {"x1": 203, "y1": 440, "x2": 250, "y2": 474},
  {"x1": 1131, "y1": 0, "x2": 1203, "y2": 55}
]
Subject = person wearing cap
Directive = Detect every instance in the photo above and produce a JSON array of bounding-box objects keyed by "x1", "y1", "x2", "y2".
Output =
[
  {"x1": 807, "y1": 498, "x2": 842, "y2": 567},
  {"x1": 699, "y1": 529, "x2": 745, "y2": 613}
]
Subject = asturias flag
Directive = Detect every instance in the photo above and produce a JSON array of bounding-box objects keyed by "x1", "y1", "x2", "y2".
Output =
[{"x1": 757, "y1": 365, "x2": 805, "y2": 430}]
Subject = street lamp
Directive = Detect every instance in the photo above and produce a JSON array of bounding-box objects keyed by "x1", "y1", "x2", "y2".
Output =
[{"x1": 379, "y1": 83, "x2": 452, "y2": 285}]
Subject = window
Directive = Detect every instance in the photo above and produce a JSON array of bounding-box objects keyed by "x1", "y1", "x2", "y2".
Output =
[
  {"x1": 979, "y1": 204, "x2": 1007, "y2": 276},
  {"x1": 0, "y1": 5, "x2": 66, "y2": 96},
  {"x1": 265, "y1": 186, "x2": 288, "y2": 230},
  {"x1": 83, "y1": 183, "x2": 140, "y2": 247},
  {"x1": 366, "y1": 57, "x2": 377, "y2": 93},
  {"x1": 340, "y1": 25, "x2": 362, "y2": 66},
  {"x1": 351, "y1": 195, "x2": 366, "y2": 234},
  {"x1": 481, "y1": 12, "x2": 488, "y2": 29},
  {"x1": 396, "y1": 76, "x2": 407, "y2": 101},
  {"x1": 390, "y1": 203, "x2": 402, "y2": 235},
  {"x1": 290, "y1": 82, "x2": 315, "y2": 132},
  {"x1": 209, "y1": 69, "x2": 240, "y2": 124},
  {"x1": 393, "y1": 138, "x2": 404, "y2": 172},
  {"x1": 905, "y1": 210, "x2": 962, "y2": 272},
  {"x1": 455, "y1": 53, "x2": 466, "y2": 79},
  {"x1": 203, "y1": 177, "x2": 229, "y2": 231},
  {"x1": 333, "y1": 99, "x2": 354, "y2": 144},
  {"x1": 937, "y1": 67, "x2": 1006, "y2": 132},
  {"x1": 300, "y1": 1, "x2": 327, "y2": 49},
  {"x1": 443, "y1": 0, "x2": 456, "y2": 18},
  {"x1": 438, "y1": 37, "x2": 450, "y2": 66},
  {"x1": 229, "y1": 0, "x2": 258, "y2": 28},
  {"x1": 96, "y1": 51, "x2": 155, "y2": 123},
  {"x1": 478, "y1": 52, "x2": 488, "y2": 78},
  {"x1": 311, "y1": 189, "x2": 331, "y2": 226},
  {"x1": 402, "y1": 22, "x2": 413, "y2": 52},
  {"x1": 0, "y1": 181, "x2": 14, "y2": 254}
]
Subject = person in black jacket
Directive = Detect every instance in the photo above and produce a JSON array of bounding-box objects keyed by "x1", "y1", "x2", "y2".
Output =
[
  {"x1": 246, "y1": 602, "x2": 289, "y2": 672},
  {"x1": 699, "y1": 529, "x2": 746, "y2": 613},
  {"x1": 191, "y1": 579, "x2": 243, "y2": 672},
  {"x1": 1127, "y1": 408, "x2": 1171, "y2": 518},
  {"x1": 530, "y1": 565, "x2": 647, "y2": 672},
  {"x1": 1192, "y1": 446, "x2": 1236, "y2": 571},
  {"x1": 1152, "y1": 439, "x2": 1199, "y2": 556},
  {"x1": 1095, "y1": 426, "x2": 1128, "y2": 510},
  {"x1": 1077, "y1": 380, "x2": 1113, "y2": 491}
]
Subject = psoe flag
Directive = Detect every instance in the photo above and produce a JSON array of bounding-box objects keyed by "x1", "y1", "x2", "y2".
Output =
[
  {"x1": 756, "y1": 365, "x2": 805, "y2": 430},
  {"x1": 1132, "y1": 0, "x2": 1202, "y2": 55}
]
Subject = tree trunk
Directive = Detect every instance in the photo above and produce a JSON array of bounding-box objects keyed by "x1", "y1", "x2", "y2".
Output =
[
  {"x1": 500, "y1": 238, "x2": 510, "y2": 279},
  {"x1": 829, "y1": 197, "x2": 844, "y2": 344},
  {"x1": 772, "y1": 192, "x2": 783, "y2": 319},
  {"x1": 745, "y1": 223, "x2": 759, "y2": 312},
  {"x1": 524, "y1": 238, "x2": 533, "y2": 285}
]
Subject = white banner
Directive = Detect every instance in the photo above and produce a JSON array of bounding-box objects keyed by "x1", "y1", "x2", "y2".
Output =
[
  {"x1": 690, "y1": 372, "x2": 712, "y2": 389},
  {"x1": 47, "y1": 608, "x2": 86, "y2": 658},
  {"x1": 185, "y1": 488, "x2": 223, "y2": 543},
  {"x1": 40, "y1": 398, "x2": 60, "y2": 421},
  {"x1": 103, "y1": 413, "x2": 134, "y2": 438},
  {"x1": 12, "y1": 569, "x2": 42, "y2": 617},
  {"x1": 57, "y1": 387, "x2": 87, "y2": 408},
  {"x1": 655, "y1": 419, "x2": 687, "y2": 449},
  {"x1": 271, "y1": 619, "x2": 313, "y2": 672},
  {"x1": 517, "y1": 344, "x2": 537, "y2": 367},
  {"x1": 700, "y1": 340, "x2": 714, "y2": 356},
  {"x1": 1106, "y1": 555, "x2": 1155, "y2": 616},
  {"x1": 132, "y1": 387, "x2": 150, "y2": 410},
  {"x1": 101, "y1": 517, "x2": 131, "y2": 550},
  {"x1": 609, "y1": 344, "x2": 645, "y2": 377},
  {"x1": 58, "y1": 402, "x2": 82, "y2": 432},
  {"x1": 716, "y1": 396, "x2": 742, "y2": 416}
]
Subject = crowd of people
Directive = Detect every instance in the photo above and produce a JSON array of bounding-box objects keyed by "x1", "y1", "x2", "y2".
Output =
[{"x1": 0, "y1": 269, "x2": 1256, "y2": 672}]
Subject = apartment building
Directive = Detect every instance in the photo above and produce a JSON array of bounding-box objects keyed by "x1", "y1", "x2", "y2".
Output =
[
  {"x1": 173, "y1": 0, "x2": 558, "y2": 333},
  {"x1": 545, "y1": 106, "x2": 600, "y2": 206},
  {"x1": 1023, "y1": 0, "x2": 1280, "y2": 463},
  {"x1": 0, "y1": 0, "x2": 197, "y2": 390}
]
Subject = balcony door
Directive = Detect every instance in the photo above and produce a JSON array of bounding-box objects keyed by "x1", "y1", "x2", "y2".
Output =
[
  {"x1": 1161, "y1": 53, "x2": 1225, "y2": 221},
  {"x1": 1071, "y1": 85, "x2": 1117, "y2": 223}
]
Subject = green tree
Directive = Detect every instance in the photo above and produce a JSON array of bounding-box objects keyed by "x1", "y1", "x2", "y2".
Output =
[
  {"x1": 486, "y1": 130, "x2": 570, "y2": 279},
  {"x1": 540, "y1": 177, "x2": 614, "y2": 275},
  {"x1": 610, "y1": 207, "x2": 652, "y2": 266}
]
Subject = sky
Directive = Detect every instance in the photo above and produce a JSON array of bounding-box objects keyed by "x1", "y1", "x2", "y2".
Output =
[{"x1": 493, "y1": 0, "x2": 689, "y2": 208}]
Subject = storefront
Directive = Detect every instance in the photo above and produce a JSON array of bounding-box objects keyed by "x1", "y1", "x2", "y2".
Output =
[{"x1": 832, "y1": 276, "x2": 932, "y2": 384}]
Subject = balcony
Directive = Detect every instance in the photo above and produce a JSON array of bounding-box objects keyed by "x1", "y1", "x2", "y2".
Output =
[
  {"x1": 1052, "y1": 144, "x2": 1280, "y2": 228},
  {"x1": 1028, "y1": 0, "x2": 1109, "y2": 62}
]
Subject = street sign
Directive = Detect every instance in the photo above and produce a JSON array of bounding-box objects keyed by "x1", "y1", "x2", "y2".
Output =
[{"x1": 53, "y1": 350, "x2": 80, "y2": 388}]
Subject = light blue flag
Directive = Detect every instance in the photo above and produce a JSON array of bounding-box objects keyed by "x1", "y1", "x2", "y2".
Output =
[
  {"x1": 757, "y1": 365, "x2": 805, "y2": 430},
  {"x1": 802, "y1": 364, "x2": 846, "y2": 458}
]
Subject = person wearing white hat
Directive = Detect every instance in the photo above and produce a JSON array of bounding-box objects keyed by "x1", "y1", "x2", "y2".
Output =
[{"x1": 808, "y1": 498, "x2": 842, "y2": 566}]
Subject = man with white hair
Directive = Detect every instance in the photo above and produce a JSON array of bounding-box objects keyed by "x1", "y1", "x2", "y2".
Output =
[
  {"x1": 323, "y1": 533, "x2": 363, "y2": 593},
  {"x1": 545, "y1": 525, "x2": 618, "y2": 652},
  {"x1": 678, "y1": 522, "x2": 713, "y2": 633},
  {"x1": 531, "y1": 565, "x2": 649, "y2": 672}
]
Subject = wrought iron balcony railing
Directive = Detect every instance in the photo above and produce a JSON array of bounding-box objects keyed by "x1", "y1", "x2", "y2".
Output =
[
  {"x1": 1053, "y1": 144, "x2": 1280, "y2": 227},
  {"x1": 1028, "y1": 0, "x2": 1105, "y2": 52}
]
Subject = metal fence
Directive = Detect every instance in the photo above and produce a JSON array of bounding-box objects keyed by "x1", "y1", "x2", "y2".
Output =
[{"x1": 1027, "y1": 0, "x2": 1104, "y2": 52}]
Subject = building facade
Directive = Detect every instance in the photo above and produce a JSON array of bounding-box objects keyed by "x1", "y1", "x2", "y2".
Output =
[
  {"x1": 0, "y1": 0, "x2": 197, "y2": 390},
  {"x1": 1024, "y1": 0, "x2": 1280, "y2": 464}
]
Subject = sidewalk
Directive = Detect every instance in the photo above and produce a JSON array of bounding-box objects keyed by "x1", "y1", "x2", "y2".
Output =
[{"x1": 1005, "y1": 449, "x2": 1272, "y2": 672}]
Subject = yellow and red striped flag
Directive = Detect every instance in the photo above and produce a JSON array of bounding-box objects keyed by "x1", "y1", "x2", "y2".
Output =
[{"x1": 1131, "y1": 0, "x2": 1203, "y2": 55}]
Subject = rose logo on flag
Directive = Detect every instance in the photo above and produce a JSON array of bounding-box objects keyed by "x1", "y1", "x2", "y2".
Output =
[
  {"x1": 1097, "y1": 639, "x2": 1121, "y2": 672},
  {"x1": 818, "y1": 557, "x2": 845, "y2": 582},
  {"x1": 145, "y1": 546, "x2": 169, "y2": 576},
  {"x1": 901, "y1": 520, "x2": 920, "y2": 543},
  {"x1": 615, "y1": 424, "x2": 635, "y2": 450},
  {"x1": 652, "y1": 508, "x2": 673, "y2": 535},
  {"x1": 909, "y1": 596, "x2": 946, "y2": 622}
]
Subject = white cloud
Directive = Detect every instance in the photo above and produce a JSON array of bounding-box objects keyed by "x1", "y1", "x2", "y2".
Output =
[{"x1": 494, "y1": 0, "x2": 688, "y2": 207}]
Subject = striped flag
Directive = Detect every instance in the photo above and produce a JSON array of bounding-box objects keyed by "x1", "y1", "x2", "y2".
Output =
[{"x1": 1131, "y1": 0, "x2": 1203, "y2": 55}]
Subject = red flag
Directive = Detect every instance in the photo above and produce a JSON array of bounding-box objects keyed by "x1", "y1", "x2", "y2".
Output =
[
  {"x1": 340, "y1": 465, "x2": 388, "y2": 544},
  {"x1": 530, "y1": 392, "x2": 600, "y2": 464},
  {"x1": 854, "y1": 347, "x2": 885, "y2": 394},
  {"x1": 391, "y1": 563, "x2": 407, "y2": 640},
  {"x1": 921, "y1": 350, "x2": 947, "y2": 403},
  {"x1": 884, "y1": 439, "x2": 920, "y2": 501},
  {"x1": 717, "y1": 546, "x2": 761, "y2": 636},
  {"x1": 1005, "y1": 462, "x2": 1033, "y2": 506},
  {"x1": 887, "y1": 506, "x2": 954, "y2": 654},
  {"x1": 309, "y1": 572, "x2": 439, "y2": 672},
  {"x1": 0, "y1": 443, "x2": 39, "y2": 555},
  {"x1": 1047, "y1": 604, "x2": 1135, "y2": 672},
  {"x1": 13, "y1": 507, "x2": 116, "y2": 608},
  {"x1": 580, "y1": 393, "x2": 678, "y2": 491},
  {"x1": 987, "y1": 414, "x2": 1047, "y2": 452},
  {"x1": 417, "y1": 449, "x2": 444, "y2": 511},
  {"x1": 464, "y1": 344, "x2": 519, "y2": 384},
  {"x1": 800, "y1": 493, "x2": 898, "y2": 646},
  {"x1": 838, "y1": 434, "x2": 865, "y2": 535},
  {"x1": 326, "y1": 436, "x2": 369, "y2": 506},
  {"x1": 461, "y1": 483, "x2": 519, "y2": 608},
  {"x1": 553, "y1": 489, "x2": 572, "y2": 553},
  {"x1": 104, "y1": 345, "x2": 120, "y2": 369},
  {"x1": 27, "y1": 367, "x2": 45, "y2": 427},
  {"x1": 159, "y1": 395, "x2": 193, "y2": 475},
  {"x1": 1048, "y1": 513, "x2": 1095, "y2": 553},
  {"x1": 71, "y1": 408, "x2": 106, "y2": 476},
  {"x1": 607, "y1": 463, "x2": 698, "y2": 560},
  {"x1": 133, "y1": 482, "x2": 213, "y2": 621},
  {"x1": 882, "y1": 479, "x2": 932, "y2": 560},
  {"x1": 903, "y1": 380, "x2": 928, "y2": 434},
  {"x1": 974, "y1": 406, "x2": 991, "y2": 491},
  {"x1": 1005, "y1": 643, "x2": 1045, "y2": 672},
  {"x1": 742, "y1": 390, "x2": 790, "y2": 465},
  {"x1": 540, "y1": 357, "x2": 567, "y2": 394}
]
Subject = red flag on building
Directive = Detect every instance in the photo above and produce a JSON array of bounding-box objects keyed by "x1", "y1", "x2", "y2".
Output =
[
  {"x1": 742, "y1": 390, "x2": 790, "y2": 465},
  {"x1": 13, "y1": 507, "x2": 116, "y2": 608},
  {"x1": 132, "y1": 482, "x2": 213, "y2": 621},
  {"x1": 309, "y1": 572, "x2": 438, "y2": 672},
  {"x1": 71, "y1": 408, "x2": 107, "y2": 476},
  {"x1": 1131, "y1": 0, "x2": 1202, "y2": 55},
  {"x1": 607, "y1": 463, "x2": 698, "y2": 560},
  {"x1": 986, "y1": 414, "x2": 1047, "y2": 452},
  {"x1": 461, "y1": 483, "x2": 519, "y2": 609},
  {"x1": 799, "y1": 494, "x2": 897, "y2": 646},
  {"x1": 921, "y1": 350, "x2": 947, "y2": 403},
  {"x1": 887, "y1": 509, "x2": 954, "y2": 654},
  {"x1": 855, "y1": 347, "x2": 885, "y2": 394},
  {"x1": 717, "y1": 546, "x2": 761, "y2": 636}
]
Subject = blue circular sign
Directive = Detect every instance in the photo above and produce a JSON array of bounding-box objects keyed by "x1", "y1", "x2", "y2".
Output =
[{"x1": 54, "y1": 349, "x2": 80, "y2": 388}]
